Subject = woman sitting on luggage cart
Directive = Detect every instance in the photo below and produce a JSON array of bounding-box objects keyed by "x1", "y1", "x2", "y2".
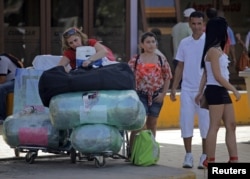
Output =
[{"x1": 58, "y1": 27, "x2": 115, "y2": 71}]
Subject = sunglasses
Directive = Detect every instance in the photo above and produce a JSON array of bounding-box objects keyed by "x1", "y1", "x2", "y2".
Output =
[{"x1": 63, "y1": 28, "x2": 77, "y2": 38}]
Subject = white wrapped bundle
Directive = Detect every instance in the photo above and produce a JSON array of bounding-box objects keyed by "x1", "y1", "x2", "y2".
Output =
[
  {"x1": 49, "y1": 90, "x2": 146, "y2": 130},
  {"x1": 70, "y1": 124, "x2": 122, "y2": 154},
  {"x1": 3, "y1": 112, "x2": 68, "y2": 149}
]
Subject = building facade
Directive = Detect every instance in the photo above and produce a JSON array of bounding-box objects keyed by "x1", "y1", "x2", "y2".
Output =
[{"x1": 0, "y1": 0, "x2": 249, "y2": 87}]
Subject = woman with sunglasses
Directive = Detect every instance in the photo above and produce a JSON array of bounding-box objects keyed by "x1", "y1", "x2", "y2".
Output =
[{"x1": 58, "y1": 27, "x2": 115, "y2": 71}]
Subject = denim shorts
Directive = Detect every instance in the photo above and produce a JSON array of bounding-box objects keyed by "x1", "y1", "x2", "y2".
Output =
[{"x1": 137, "y1": 92, "x2": 163, "y2": 117}]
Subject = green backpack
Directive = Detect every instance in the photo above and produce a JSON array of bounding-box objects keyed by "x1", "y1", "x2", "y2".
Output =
[{"x1": 131, "y1": 130, "x2": 160, "y2": 166}]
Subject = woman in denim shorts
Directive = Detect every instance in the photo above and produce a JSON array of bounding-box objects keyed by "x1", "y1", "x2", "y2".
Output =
[{"x1": 128, "y1": 32, "x2": 172, "y2": 150}]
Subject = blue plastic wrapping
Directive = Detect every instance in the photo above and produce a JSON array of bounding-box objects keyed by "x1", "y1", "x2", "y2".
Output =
[
  {"x1": 49, "y1": 90, "x2": 146, "y2": 130},
  {"x1": 14, "y1": 68, "x2": 48, "y2": 114},
  {"x1": 70, "y1": 124, "x2": 122, "y2": 154},
  {"x1": 3, "y1": 112, "x2": 68, "y2": 148}
]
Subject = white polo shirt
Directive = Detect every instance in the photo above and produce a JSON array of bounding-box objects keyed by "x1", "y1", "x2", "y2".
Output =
[
  {"x1": 175, "y1": 33, "x2": 206, "y2": 91},
  {"x1": 171, "y1": 22, "x2": 192, "y2": 58}
]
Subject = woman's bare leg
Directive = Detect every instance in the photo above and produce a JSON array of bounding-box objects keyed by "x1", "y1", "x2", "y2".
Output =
[
  {"x1": 146, "y1": 116, "x2": 158, "y2": 137},
  {"x1": 205, "y1": 104, "x2": 224, "y2": 160},
  {"x1": 222, "y1": 103, "x2": 238, "y2": 162}
]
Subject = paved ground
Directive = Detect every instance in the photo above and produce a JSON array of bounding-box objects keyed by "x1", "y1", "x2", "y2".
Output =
[
  {"x1": 156, "y1": 125, "x2": 250, "y2": 179},
  {"x1": 1, "y1": 125, "x2": 250, "y2": 179}
]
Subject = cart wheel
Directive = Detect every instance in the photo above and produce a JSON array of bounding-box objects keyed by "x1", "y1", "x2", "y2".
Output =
[
  {"x1": 25, "y1": 151, "x2": 37, "y2": 164},
  {"x1": 70, "y1": 148, "x2": 76, "y2": 163},
  {"x1": 14, "y1": 148, "x2": 20, "y2": 157},
  {"x1": 94, "y1": 156, "x2": 106, "y2": 168}
]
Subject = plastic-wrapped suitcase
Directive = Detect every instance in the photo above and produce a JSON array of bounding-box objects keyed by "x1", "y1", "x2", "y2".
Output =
[
  {"x1": 70, "y1": 124, "x2": 122, "y2": 154},
  {"x1": 13, "y1": 68, "x2": 47, "y2": 114},
  {"x1": 2, "y1": 111, "x2": 70, "y2": 164},
  {"x1": 3, "y1": 112, "x2": 68, "y2": 149},
  {"x1": 70, "y1": 124, "x2": 129, "y2": 167},
  {"x1": 49, "y1": 90, "x2": 146, "y2": 130}
]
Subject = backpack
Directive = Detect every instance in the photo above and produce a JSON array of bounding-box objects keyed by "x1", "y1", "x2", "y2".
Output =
[
  {"x1": 131, "y1": 130, "x2": 160, "y2": 166},
  {"x1": 134, "y1": 54, "x2": 163, "y2": 70},
  {"x1": 0, "y1": 53, "x2": 24, "y2": 68}
]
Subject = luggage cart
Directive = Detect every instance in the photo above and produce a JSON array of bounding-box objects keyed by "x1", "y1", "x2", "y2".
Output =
[
  {"x1": 7, "y1": 63, "x2": 137, "y2": 167},
  {"x1": 13, "y1": 136, "x2": 72, "y2": 164},
  {"x1": 14, "y1": 145, "x2": 71, "y2": 164}
]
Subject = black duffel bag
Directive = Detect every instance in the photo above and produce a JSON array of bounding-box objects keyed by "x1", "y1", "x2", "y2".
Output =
[{"x1": 38, "y1": 62, "x2": 135, "y2": 107}]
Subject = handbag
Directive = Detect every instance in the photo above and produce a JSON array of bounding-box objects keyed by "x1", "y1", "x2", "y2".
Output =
[
  {"x1": 200, "y1": 94, "x2": 208, "y2": 109},
  {"x1": 236, "y1": 50, "x2": 250, "y2": 72}
]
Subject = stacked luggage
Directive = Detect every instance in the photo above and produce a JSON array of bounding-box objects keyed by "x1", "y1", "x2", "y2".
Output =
[
  {"x1": 38, "y1": 62, "x2": 146, "y2": 166},
  {"x1": 2, "y1": 54, "x2": 146, "y2": 167}
]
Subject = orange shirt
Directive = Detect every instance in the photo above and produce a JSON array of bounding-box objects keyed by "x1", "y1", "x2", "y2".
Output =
[{"x1": 128, "y1": 55, "x2": 172, "y2": 105}]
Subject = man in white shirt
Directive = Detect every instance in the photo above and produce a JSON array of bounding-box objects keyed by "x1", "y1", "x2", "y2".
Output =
[
  {"x1": 171, "y1": 8, "x2": 195, "y2": 69},
  {"x1": 170, "y1": 11, "x2": 209, "y2": 169}
]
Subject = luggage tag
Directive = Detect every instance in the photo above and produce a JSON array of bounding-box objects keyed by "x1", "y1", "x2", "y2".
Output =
[{"x1": 81, "y1": 92, "x2": 99, "y2": 112}]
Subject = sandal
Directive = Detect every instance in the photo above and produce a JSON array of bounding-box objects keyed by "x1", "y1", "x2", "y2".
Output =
[
  {"x1": 203, "y1": 157, "x2": 215, "y2": 168},
  {"x1": 228, "y1": 156, "x2": 238, "y2": 163}
]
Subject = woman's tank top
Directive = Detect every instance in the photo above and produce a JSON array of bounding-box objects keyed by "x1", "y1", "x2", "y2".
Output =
[{"x1": 205, "y1": 53, "x2": 230, "y2": 86}]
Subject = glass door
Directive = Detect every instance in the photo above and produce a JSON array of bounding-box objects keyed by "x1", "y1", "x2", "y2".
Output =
[
  {"x1": 51, "y1": 0, "x2": 127, "y2": 61},
  {"x1": 51, "y1": 0, "x2": 84, "y2": 55},
  {"x1": 3, "y1": 0, "x2": 40, "y2": 67},
  {"x1": 2, "y1": 0, "x2": 128, "y2": 66},
  {"x1": 91, "y1": 0, "x2": 126, "y2": 61}
]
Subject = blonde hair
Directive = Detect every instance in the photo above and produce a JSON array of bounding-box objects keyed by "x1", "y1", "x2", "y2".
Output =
[{"x1": 61, "y1": 27, "x2": 88, "y2": 51}]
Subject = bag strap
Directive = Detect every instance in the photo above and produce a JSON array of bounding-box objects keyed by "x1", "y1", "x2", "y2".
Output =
[{"x1": 134, "y1": 54, "x2": 163, "y2": 71}]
